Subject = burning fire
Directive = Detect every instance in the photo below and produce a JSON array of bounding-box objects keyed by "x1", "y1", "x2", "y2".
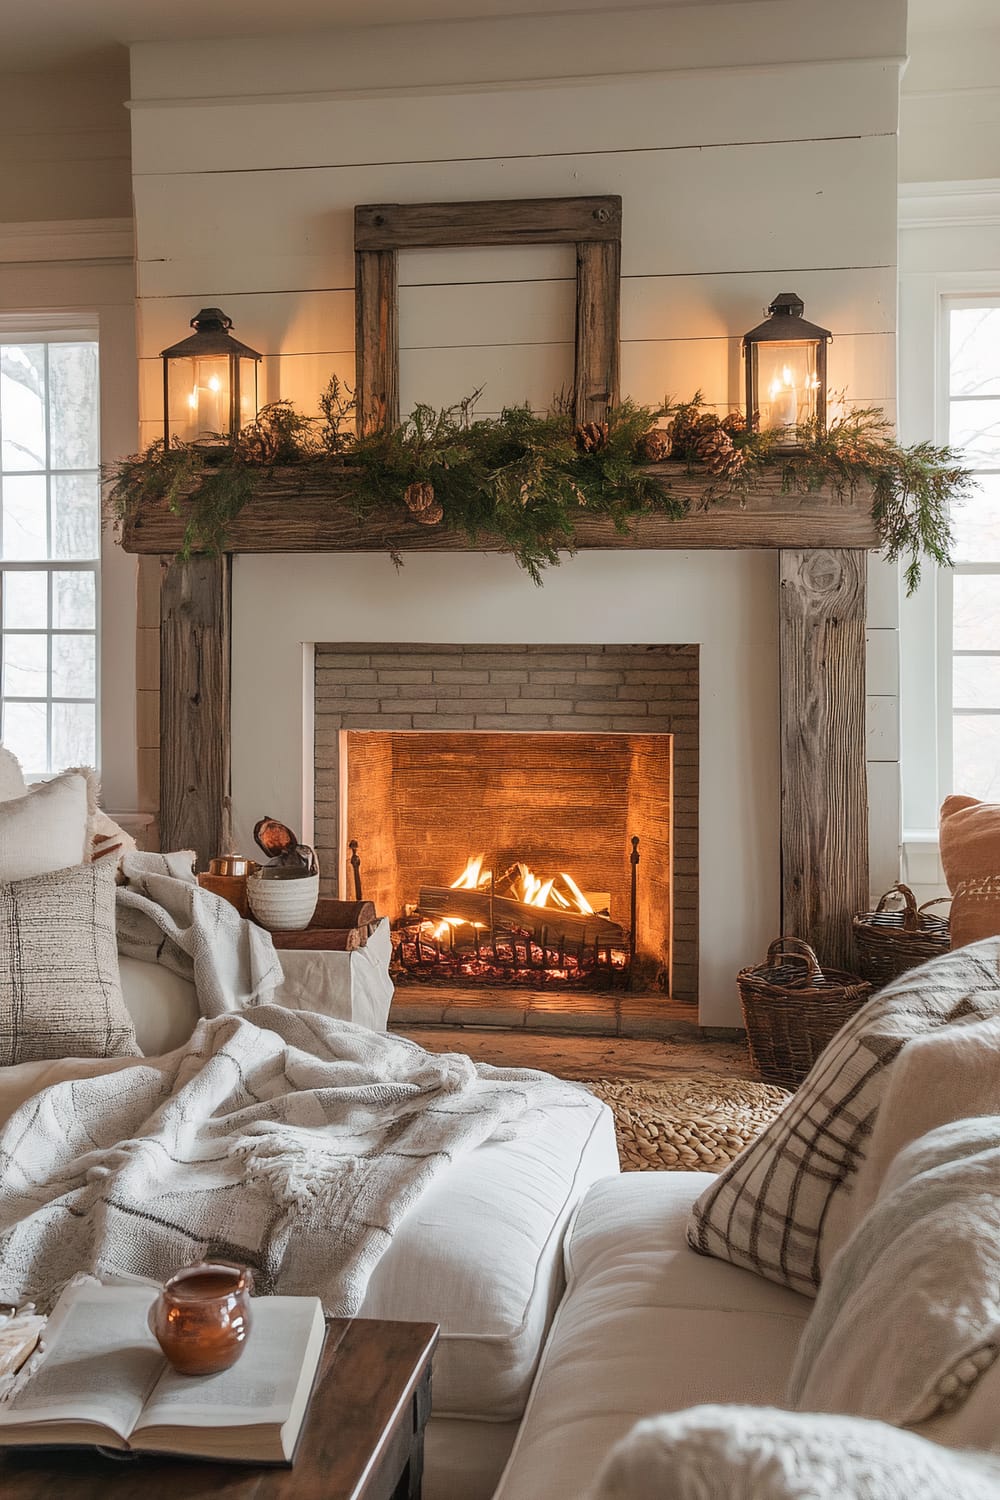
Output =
[{"x1": 430, "y1": 855, "x2": 597, "y2": 939}]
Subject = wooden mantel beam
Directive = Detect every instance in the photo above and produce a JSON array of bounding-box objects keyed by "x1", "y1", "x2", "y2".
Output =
[{"x1": 123, "y1": 472, "x2": 877, "y2": 556}]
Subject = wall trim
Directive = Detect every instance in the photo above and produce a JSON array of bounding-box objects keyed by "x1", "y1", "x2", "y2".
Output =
[
  {"x1": 899, "y1": 179, "x2": 1000, "y2": 230},
  {"x1": 125, "y1": 55, "x2": 907, "y2": 114},
  {"x1": 0, "y1": 218, "x2": 134, "y2": 265}
]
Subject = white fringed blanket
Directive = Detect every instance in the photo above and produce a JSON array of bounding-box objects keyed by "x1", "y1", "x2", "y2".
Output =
[{"x1": 0, "y1": 1008, "x2": 586, "y2": 1315}]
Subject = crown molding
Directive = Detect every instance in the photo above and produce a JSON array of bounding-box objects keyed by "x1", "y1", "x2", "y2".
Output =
[
  {"x1": 898, "y1": 179, "x2": 1000, "y2": 231},
  {"x1": 0, "y1": 218, "x2": 134, "y2": 265}
]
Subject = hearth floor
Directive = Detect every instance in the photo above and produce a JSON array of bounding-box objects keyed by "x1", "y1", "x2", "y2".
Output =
[
  {"x1": 389, "y1": 984, "x2": 714, "y2": 1040},
  {"x1": 393, "y1": 1025, "x2": 756, "y2": 1082}
]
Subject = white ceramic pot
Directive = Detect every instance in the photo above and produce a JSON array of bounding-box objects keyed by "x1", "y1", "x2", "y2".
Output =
[{"x1": 247, "y1": 869, "x2": 320, "y2": 932}]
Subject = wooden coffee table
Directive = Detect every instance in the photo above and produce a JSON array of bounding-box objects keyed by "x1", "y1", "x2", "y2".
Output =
[{"x1": 0, "y1": 1317, "x2": 438, "y2": 1500}]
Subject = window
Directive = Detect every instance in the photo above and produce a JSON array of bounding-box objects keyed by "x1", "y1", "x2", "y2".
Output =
[
  {"x1": 0, "y1": 337, "x2": 100, "y2": 776},
  {"x1": 947, "y1": 301, "x2": 1000, "y2": 801}
]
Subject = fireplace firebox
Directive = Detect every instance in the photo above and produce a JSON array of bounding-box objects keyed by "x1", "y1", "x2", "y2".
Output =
[
  {"x1": 313, "y1": 642, "x2": 699, "y2": 1003},
  {"x1": 342, "y1": 731, "x2": 671, "y2": 991}
]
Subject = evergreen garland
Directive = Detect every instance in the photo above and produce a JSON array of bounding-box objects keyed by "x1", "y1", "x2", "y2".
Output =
[{"x1": 107, "y1": 381, "x2": 971, "y2": 592}]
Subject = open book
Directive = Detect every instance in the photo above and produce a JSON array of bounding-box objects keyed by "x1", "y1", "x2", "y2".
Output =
[{"x1": 0, "y1": 1281, "x2": 326, "y2": 1465}]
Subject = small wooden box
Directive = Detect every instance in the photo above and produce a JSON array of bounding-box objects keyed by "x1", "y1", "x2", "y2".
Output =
[{"x1": 264, "y1": 899, "x2": 378, "y2": 952}]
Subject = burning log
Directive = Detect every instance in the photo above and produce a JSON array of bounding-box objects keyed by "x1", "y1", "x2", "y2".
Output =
[{"x1": 416, "y1": 885, "x2": 624, "y2": 945}]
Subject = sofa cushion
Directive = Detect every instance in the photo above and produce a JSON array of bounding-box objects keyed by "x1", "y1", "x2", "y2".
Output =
[
  {"x1": 118, "y1": 955, "x2": 201, "y2": 1055},
  {"x1": 687, "y1": 940, "x2": 1000, "y2": 1297},
  {"x1": 589, "y1": 1406, "x2": 1000, "y2": 1500},
  {"x1": 359, "y1": 1083, "x2": 618, "y2": 1423},
  {"x1": 0, "y1": 861, "x2": 139, "y2": 1064},
  {"x1": 493, "y1": 1172, "x2": 811, "y2": 1500}
]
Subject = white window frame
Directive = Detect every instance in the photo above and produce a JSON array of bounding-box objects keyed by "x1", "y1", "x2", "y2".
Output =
[
  {"x1": 0, "y1": 322, "x2": 102, "y2": 779},
  {"x1": 941, "y1": 295, "x2": 1000, "y2": 806},
  {"x1": 898, "y1": 180, "x2": 1000, "y2": 884}
]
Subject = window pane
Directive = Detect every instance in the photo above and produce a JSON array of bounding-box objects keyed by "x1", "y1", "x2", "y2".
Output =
[
  {"x1": 3, "y1": 570, "x2": 47, "y2": 629},
  {"x1": 51, "y1": 472, "x2": 99, "y2": 560},
  {"x1": 2, "y1": 634, "x2": 47, "y2": 697},
  {"x1": 954, "y1": 656, "x2": 1000, "y2": 710},
  {"x1": 48, "y1": 343, "x2": 99, "y2": 469},
  {"x1": 954, "y1": 714, "x2": 1000, "y2": 801},
  {"x1": 52, "y1": 570, "x2": 95, "y2": 629},
  {"x1": 2, "y1": 701, "x2": 47, "y2": 774},
  {"x1": 0, "y1": 345, "x2": 46, "y2": 471},
  {"x1": 52, "y1": 700, "x2": 95, "y2": 768},
  {"x1": 954, "y1": 575, "x2": 1000, "y2": 650},
  {"x1": 2, "y1": 474, "x2": 47, "y2": 560},
  {"x1": 952, "y1": 474, "x2": 1000, "y2": 562},
  {"x1": 51, "y1": 633, "x2": 95, "y2": 698},
  {"x1": 950, "y1": 399, "x2": 1000, "y2": 468},
  {"x1": 951, "y1": 307, "x2": 1000, "y2": 397}
]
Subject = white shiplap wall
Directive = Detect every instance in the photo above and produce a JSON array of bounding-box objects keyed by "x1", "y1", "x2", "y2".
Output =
[{"x1": 128, "y1": 0, "x2": 904, "y2": 1022}]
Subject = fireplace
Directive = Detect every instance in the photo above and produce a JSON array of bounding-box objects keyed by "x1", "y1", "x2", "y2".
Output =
[
  {"x1": 313, "y1": 642, "x2": 699, "y2": 1002},
  {"x1": 343, "y1": 730, "x2": 671, "y2": 991}
]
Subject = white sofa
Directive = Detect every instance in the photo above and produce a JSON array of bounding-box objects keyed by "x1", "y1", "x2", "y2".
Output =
[{"x1": 493, "y1": 1171, "x2": 812, "y2": 1498}]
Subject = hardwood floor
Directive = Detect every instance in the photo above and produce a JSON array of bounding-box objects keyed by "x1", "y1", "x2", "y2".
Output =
[{"x1": 393, "y1": 1024, "x2": 756, "y2": 1081}]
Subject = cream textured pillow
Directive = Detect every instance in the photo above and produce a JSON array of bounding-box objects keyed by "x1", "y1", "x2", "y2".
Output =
[
  {"x1": 788, "y1": 1116, "x2": 1000, "y2": 1430},
  {"x1": 0, "y1": 860, "x2": 139, "y2": 1064},
  {"x1": 0, "y1": 747, "x2": 26, "y2": 803},
  {"x1": 588, "y1": 1407, "x2": 1000, "y2": 1500},
  {"x1": 0, "y1": 768, "x2": 95, "y2": 882},
  {"x1": 687, "y1": 940, "x2": 1000, "y2": 1296}
]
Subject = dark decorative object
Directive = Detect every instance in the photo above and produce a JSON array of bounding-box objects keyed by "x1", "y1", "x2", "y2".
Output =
[
  {"x1": 743, "y1": 293, "x2": 831, "y2": 448},
  {"x1": 161, "y1": 308, "x2": 262, "y2": 447}
]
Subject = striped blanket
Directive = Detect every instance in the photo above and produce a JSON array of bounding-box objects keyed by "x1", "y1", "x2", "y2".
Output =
[{"x1": 0, "y1": 1007, "x2": 583, "y2": 1315}]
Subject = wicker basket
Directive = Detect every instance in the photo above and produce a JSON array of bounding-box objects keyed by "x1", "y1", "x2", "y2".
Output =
[
  {"x1": 852, "y1": 884, "x2": 950, "y2": 987},
  {"x1": 737, "y1": 937, "x2": 872, "y2": 1089}
]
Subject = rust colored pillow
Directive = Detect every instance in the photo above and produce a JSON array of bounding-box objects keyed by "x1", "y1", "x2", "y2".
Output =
[{"x1": 939, "y1": 795, "x2": 1000, "y2": 948}]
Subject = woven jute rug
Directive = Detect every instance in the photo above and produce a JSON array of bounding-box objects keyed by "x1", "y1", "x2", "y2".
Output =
[{"x1": 582, "y1": 1075, "x2": 792, "y2": 1173}]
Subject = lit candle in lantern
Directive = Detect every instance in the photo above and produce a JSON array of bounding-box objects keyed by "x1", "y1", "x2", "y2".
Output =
[{"x1": 768, "y1": 364, "x2": 798, "y2": 430}]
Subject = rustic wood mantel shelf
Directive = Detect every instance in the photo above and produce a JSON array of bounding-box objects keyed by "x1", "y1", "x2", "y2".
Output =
[{"x1": 120, "y1": 470, "x2": 877, "y2": 555}]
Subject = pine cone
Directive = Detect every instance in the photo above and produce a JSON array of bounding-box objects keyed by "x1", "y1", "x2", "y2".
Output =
[
  {"x1": 636, "y1": 428, "x2": 673, "y2": 462},
  {"x1": 575, "y1": 421, "x2": 609, "y2": 454},
  {"x1": 694, "y1": 426, "x2": 746, "y2": 481},
  {"x1": 404, "y1": 480, "x2": 435, "y2": 513},
  {"x1": 669, "y1": 409, "x2": 718, "y2": 457},
  {"x1": 720, "y1": 411, "x2": 747, "y2": 437},
  {"x1": 413, "y1": 500, "x2": 444, "y2": 526}
]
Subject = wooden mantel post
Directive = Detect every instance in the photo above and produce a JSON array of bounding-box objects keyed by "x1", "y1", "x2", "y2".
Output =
[
  {"x1": 159, "y1": 554, "x2": 231, "y2": 869},
  {"x1": 779, "y1": 549, "x2": 869, "y2": 970}
]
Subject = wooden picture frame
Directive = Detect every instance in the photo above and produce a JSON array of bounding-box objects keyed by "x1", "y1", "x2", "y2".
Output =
[{"x1": 353, "y1": 194, "x2": 622, "y2": 433}]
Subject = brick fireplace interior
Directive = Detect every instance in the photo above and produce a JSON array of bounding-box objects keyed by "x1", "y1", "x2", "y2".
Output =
[{"x1": 314, "y1": 643, "x2": 698, "y2": 1002}]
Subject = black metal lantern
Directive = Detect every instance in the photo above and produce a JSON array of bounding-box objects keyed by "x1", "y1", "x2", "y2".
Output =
[
  {"x1": 161, "y1": 308, "x2": 261, "y2": 446},
  {"x1": 742, "y1": 293, "x2": 831, "y2": 447}
]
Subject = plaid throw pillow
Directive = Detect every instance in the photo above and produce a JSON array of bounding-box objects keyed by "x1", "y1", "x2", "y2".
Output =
[
  {"x1": 0, "y1": 861, "x2": 139, "y2": 1065},
  {"x1": 687, "y1": 940, "x2": 1000, "y2": 1296}
]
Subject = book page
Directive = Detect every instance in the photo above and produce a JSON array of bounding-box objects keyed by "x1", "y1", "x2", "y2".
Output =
[
  {"x1": 138, "y1": 1297, "x2": 324, "y2": 1432},
  {"x1": 0, "y1": 1284, "x2": 163, "y2": 1441}
]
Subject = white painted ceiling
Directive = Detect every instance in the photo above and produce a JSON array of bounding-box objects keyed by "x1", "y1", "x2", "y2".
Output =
[{"x1": 0, "y1": 0, "x2": 755, "y2": 71}]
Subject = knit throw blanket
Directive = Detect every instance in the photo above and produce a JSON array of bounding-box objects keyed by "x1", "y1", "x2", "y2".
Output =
[{"x1": 0, "y1": 1007, "x2": 585, "y2": 1315}]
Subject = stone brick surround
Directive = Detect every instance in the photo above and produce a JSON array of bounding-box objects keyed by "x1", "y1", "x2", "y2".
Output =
[{"x1": 314, "y1": 643, "x2": 698, "y2": 1001}]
